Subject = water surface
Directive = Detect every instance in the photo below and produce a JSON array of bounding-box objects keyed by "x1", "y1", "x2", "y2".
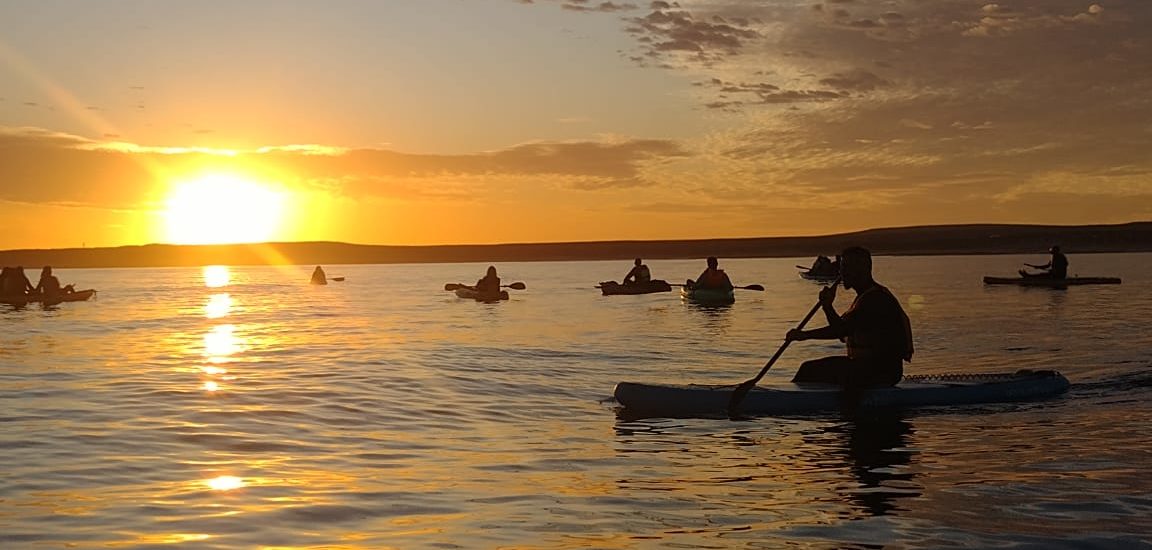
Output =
[{"x1": 2, "y1": 255, "x2": 1150, "y2": 548}]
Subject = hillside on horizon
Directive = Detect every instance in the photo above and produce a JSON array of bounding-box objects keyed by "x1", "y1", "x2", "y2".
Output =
[{"x1": 1, "y1": 222, "x2": 1149, "y2": 269}]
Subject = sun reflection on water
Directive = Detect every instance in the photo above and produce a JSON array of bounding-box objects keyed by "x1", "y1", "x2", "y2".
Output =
[
  {"x1": 205, "y1": 476, "x2": 245, "y2": 491},
  {"x1": 203, "y1": 265, "x2": 230, "y2": 288},
  {"x1": 205, "y1": 293, "x2": 232, "y2": 318}
]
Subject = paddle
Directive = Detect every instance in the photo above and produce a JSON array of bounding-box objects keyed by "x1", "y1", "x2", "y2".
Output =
[
  {"x1": 669, "y1": 283, "x2": 764, "y2": 291},
  {"x1": 727, "y1": 277, "x2": 841, "y2": 417},
  {"x1": 330, "y1": 277, "x2": 345, "y2": 282},
  {"x1": 444, "y1": 282, "x2": 527, "y2": 291},
  {"x1": 796, "y1": 264, "x2": 811, "y2": 270}
]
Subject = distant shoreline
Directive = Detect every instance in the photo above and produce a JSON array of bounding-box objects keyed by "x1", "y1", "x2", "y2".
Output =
[{"x1": 1, "y1": 222, "x2": 1149, "y2": 269}]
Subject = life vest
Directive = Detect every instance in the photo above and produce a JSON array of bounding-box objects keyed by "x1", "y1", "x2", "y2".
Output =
[{"x1": 844, "y1": 285, "x2": 915, "y2": 362}]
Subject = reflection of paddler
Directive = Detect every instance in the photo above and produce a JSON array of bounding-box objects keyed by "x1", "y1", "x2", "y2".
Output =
[{"x1": 310, "y1": 266, "x2": 328, "y2": 285}]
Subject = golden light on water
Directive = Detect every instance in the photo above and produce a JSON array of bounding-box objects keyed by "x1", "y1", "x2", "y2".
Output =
[
  {"x1": 203, "y1": 265, "x2": 230, "y2": 288},
  {"x1": 205, "y1": 476, "x2": 245, "y2": 491},
  {"x1": 204, "y1": 324, "x2": 240, "y2": 360},
  {"x1": 201, "y1": 380, "x2": 220, "y2": 392},
  {"x1": 164, "y1": 174, "x2": 286, "y2": 245},
  {"x1": 205, "y1": 293, "x2": 233, "y2": 318}
]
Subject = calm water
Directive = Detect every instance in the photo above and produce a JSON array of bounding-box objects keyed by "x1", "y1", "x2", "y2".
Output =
[{"x1": 2, "y1": 255, "x2": 1150, "y2": 549}]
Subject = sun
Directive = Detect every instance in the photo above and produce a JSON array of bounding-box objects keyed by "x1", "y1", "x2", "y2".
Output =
[{"x1": 164, "y1": 174, "x2": 286, "y2": 245}]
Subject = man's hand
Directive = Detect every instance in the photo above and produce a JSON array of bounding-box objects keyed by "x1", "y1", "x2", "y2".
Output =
[
  {"x1": 818, "y1": 284, "x2": 837, "y2": 307},
  {"x1": 786, "y1": 328, "x2": 807, "y2": 342}
]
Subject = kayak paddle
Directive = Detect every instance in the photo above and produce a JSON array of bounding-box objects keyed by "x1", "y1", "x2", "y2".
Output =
[
  {"x1": 668, "y1": 283, "x2": 764, "y2": 291},
  {"x1": 330, "y1": 277, "x2": 345, "y2": 282},
  {"x1": 727, "y1": 277, "x2": 840, "y2": 417},
  {"x1": 444, "y1": 282, "x2": 526, "y2": 291}
]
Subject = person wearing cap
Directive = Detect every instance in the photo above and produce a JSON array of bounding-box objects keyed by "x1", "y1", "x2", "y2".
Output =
[{"x1": 1020, "y1": 245, "x2": 1068, "y2": 279}]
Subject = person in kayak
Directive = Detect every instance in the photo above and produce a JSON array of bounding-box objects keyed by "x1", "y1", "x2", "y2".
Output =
[
  {"x1": 622, "y1": 258, "x2": 652, "y2": 285},
  {"x1": 688, "y1": 256, "x2": 734, "y2": 290},
  {"x1": 474, "y1": 265, "x2": 501, "y2": 294},
  {"x1": 34, "y1": 266, "x2": 74, "y2": 296},
  {"x1": 1, "y1": 266, "x2": 36, "y2": 296},
  {"x1": 1019, "y1": 245, "x2": 1068, "y2": 279},
  {"x1": 785, "y1": 246, "x2": 914, "y2": 388},
  {"x1": 310, "y1": 266, "x2": 328, "y2": 285}
]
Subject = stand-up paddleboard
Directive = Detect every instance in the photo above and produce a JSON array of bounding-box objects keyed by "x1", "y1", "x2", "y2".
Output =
[{"x1": 614, "y1": 370, "x2": 1070, "y2": 417}]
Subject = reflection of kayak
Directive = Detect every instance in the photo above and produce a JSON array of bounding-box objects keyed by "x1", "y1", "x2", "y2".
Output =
[
  {"x1": 1, "y1": 289, "x2": 97, "y2": 305},
  {"x1": 799, "y1": 270, "x2": 838, "y2": 282},
  {"x1": 614, "y1": 370, "x2": 1071, "y2": 417},
  {"x1": 454, "y1": 287, "x2": 509, "y2": 302},
  {"x1": 983, "y1": 276, "x2": 1121, "y2": 286},
  {"x1": 680, "y1": 286, "x2": 735, "y2": 304},
  {"x1": 597, "y1": 280, "x2": 672, "y2": 295}
]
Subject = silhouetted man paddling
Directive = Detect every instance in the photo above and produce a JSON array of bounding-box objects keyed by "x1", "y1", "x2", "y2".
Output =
[
  {"x1": 785, "y1": 247, "x2": 913, "y2": 388},
  {"x1": 1020, "y1": 245, "x2": 1068, "y2": 279}
]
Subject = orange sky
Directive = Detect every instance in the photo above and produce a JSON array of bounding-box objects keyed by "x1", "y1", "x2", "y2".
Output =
[{"x1": 1, "y1": 1, "x2": 1150, "y2": 249}]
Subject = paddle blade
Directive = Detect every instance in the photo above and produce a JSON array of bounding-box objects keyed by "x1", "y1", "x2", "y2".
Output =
[
  {"x1": 444, "y1": 283, "x2": 461, "y2": 291},
  {"x1": 741, "y1": 284, "x2": 765, "y2": 291},
  {"x1": 727, "y1": 379, "x2": 757, "y2": 416},
  {"x1": 331, "y1": 277, "x2": 345, "y2": 282},
  {"x1": 506, "y1": 282, "x2": 527, "y2": 290}
]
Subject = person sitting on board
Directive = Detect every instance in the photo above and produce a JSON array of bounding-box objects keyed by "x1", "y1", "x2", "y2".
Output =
[
  {"x1": 688, "y1": 256, "x2": 733, "y2": 290},
  {"x1": 34, "y1": 266, "x2": 74, "y2": 296},
  {"x1": 1, "y1": 266, "x2": 36, "y2": 296},
  {"x1": 474, "y1": 265, "x2": 501, "y2": 294},
  {"x1": 310, "y1": 266, "x2": 328, "y2": 285},
  {"x1": 622, "y1": 258, "x2": 652, "y2": 285},
  {"x1": 1019, "y1": 245, "x2": 1068, "y2": 279},
  {"x1": 785, "y1": 246, "x2": 914, "y2": 388}
]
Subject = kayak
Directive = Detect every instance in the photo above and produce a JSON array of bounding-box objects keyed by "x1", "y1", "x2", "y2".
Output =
[
  {"x1": 614, "y1": 369, "x2": 1070, "y2": 417},
  {"x1": 454, "y1": 287, "x2": 509, "y2": 302},
  {"x1": 799, "y1": 271, "x2": 838, "y2": 282},
  {"x1": 983, "y1": 276, "x2": 1121, "y2": 286},
  {"x1": 598, "y1": 280, "x2": 672, "y2": 295},
  {"x1": 1, "y1": 288, "x2": 97, "y2": 305},
  {"x1": 681, "y1": 286, "x2": 735, "y2": 305}
]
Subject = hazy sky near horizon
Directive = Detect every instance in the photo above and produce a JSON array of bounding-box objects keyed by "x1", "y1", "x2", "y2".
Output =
[{"x1": 2, "y1": 0, "x2": 1150, "y2": 249}]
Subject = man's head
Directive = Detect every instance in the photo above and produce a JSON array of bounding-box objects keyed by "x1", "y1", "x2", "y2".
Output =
[
  {"x1": 634, "y1": 258, "x2": 643, "y2": 266},
  {"x1": 839, "y1": 246, "x2": 873, "y2": 289},
  {"x1": 1050, "y1": 245, "x2": 1061, "y2": 253},
  {"x1": 706, "y1": 256, "x2": 718, "y2": 269}
]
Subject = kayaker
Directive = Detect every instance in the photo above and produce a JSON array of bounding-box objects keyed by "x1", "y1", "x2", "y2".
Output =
[
  {"x1": 34, "y1": 266, "x2": 74, "y2": 296},
  {"x1": 810, "y1": 255, "x2": 833, "y2": 275},
  {"x1": 688, "y1": 256, "x2": 733, "y2": 290},
  {"x1": 785, "y1": 246, "x2": 914, "y2": 388},
  {"x1": 474, "y1": 265, "x2": 501, "y2": 294},
  {"x1": 310, "y1": 266, "x2": 328, "y2": 285},
  {"x1": 1, "y1": 266, "x2": 35, "y2": 296},
  {"x1": 622, "y1": 258, "x2": 652, "y2": 285},
  {"x1": 1019, "y1": 245, "x2": 1068, "y2": 279}
]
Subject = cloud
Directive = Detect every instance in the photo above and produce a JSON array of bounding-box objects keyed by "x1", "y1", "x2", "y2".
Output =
[{"x1": 0, "y1": 127, "x2": 692, "y2": 208}]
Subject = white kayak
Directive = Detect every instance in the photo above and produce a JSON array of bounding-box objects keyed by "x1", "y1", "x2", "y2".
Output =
[{"x1": 613, "y1": 370, "x2": 1070, "y2": 417}]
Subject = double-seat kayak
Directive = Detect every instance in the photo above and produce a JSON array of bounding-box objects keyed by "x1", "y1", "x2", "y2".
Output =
[
  {"x1": 454, "y1": 286, "x2": 509, "y2": 302},
  {"x1": 598, "y1": 280, "x2": 672, "y2": 296},
  {"x1": 1, "y1": 288, "x2": 97, "y2": 306},
  {"x1": 983, "y1": 276, "x2": 1121, "y2": 287},
  {"x1": 680, "y1": 286, "x2": 735, "y2": 305},
  {"x1": 614, "y1": 369, "x2": 1070, "y2": 417}
]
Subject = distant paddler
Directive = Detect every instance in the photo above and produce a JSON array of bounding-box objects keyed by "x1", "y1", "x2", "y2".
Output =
[
  {"x1": 622, "y1": 258, "x2": 653, "y2": 285},
  {"x1": 34, "y1": 266, "x2": 76, "y2": 296},
  {"x1": 1019, "y1": 245, "x2": 1068, "y2": 280},
  {"x1": 310, "y1": 265, "x2": 328, "y2": 285},
  {"x1": 785, "y1": 246, "x2": 914, "y2": 388}
]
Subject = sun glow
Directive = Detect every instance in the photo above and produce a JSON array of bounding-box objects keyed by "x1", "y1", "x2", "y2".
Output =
[{"x1": 164, "y1": 174, "x2": 285, "y2": 245}]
